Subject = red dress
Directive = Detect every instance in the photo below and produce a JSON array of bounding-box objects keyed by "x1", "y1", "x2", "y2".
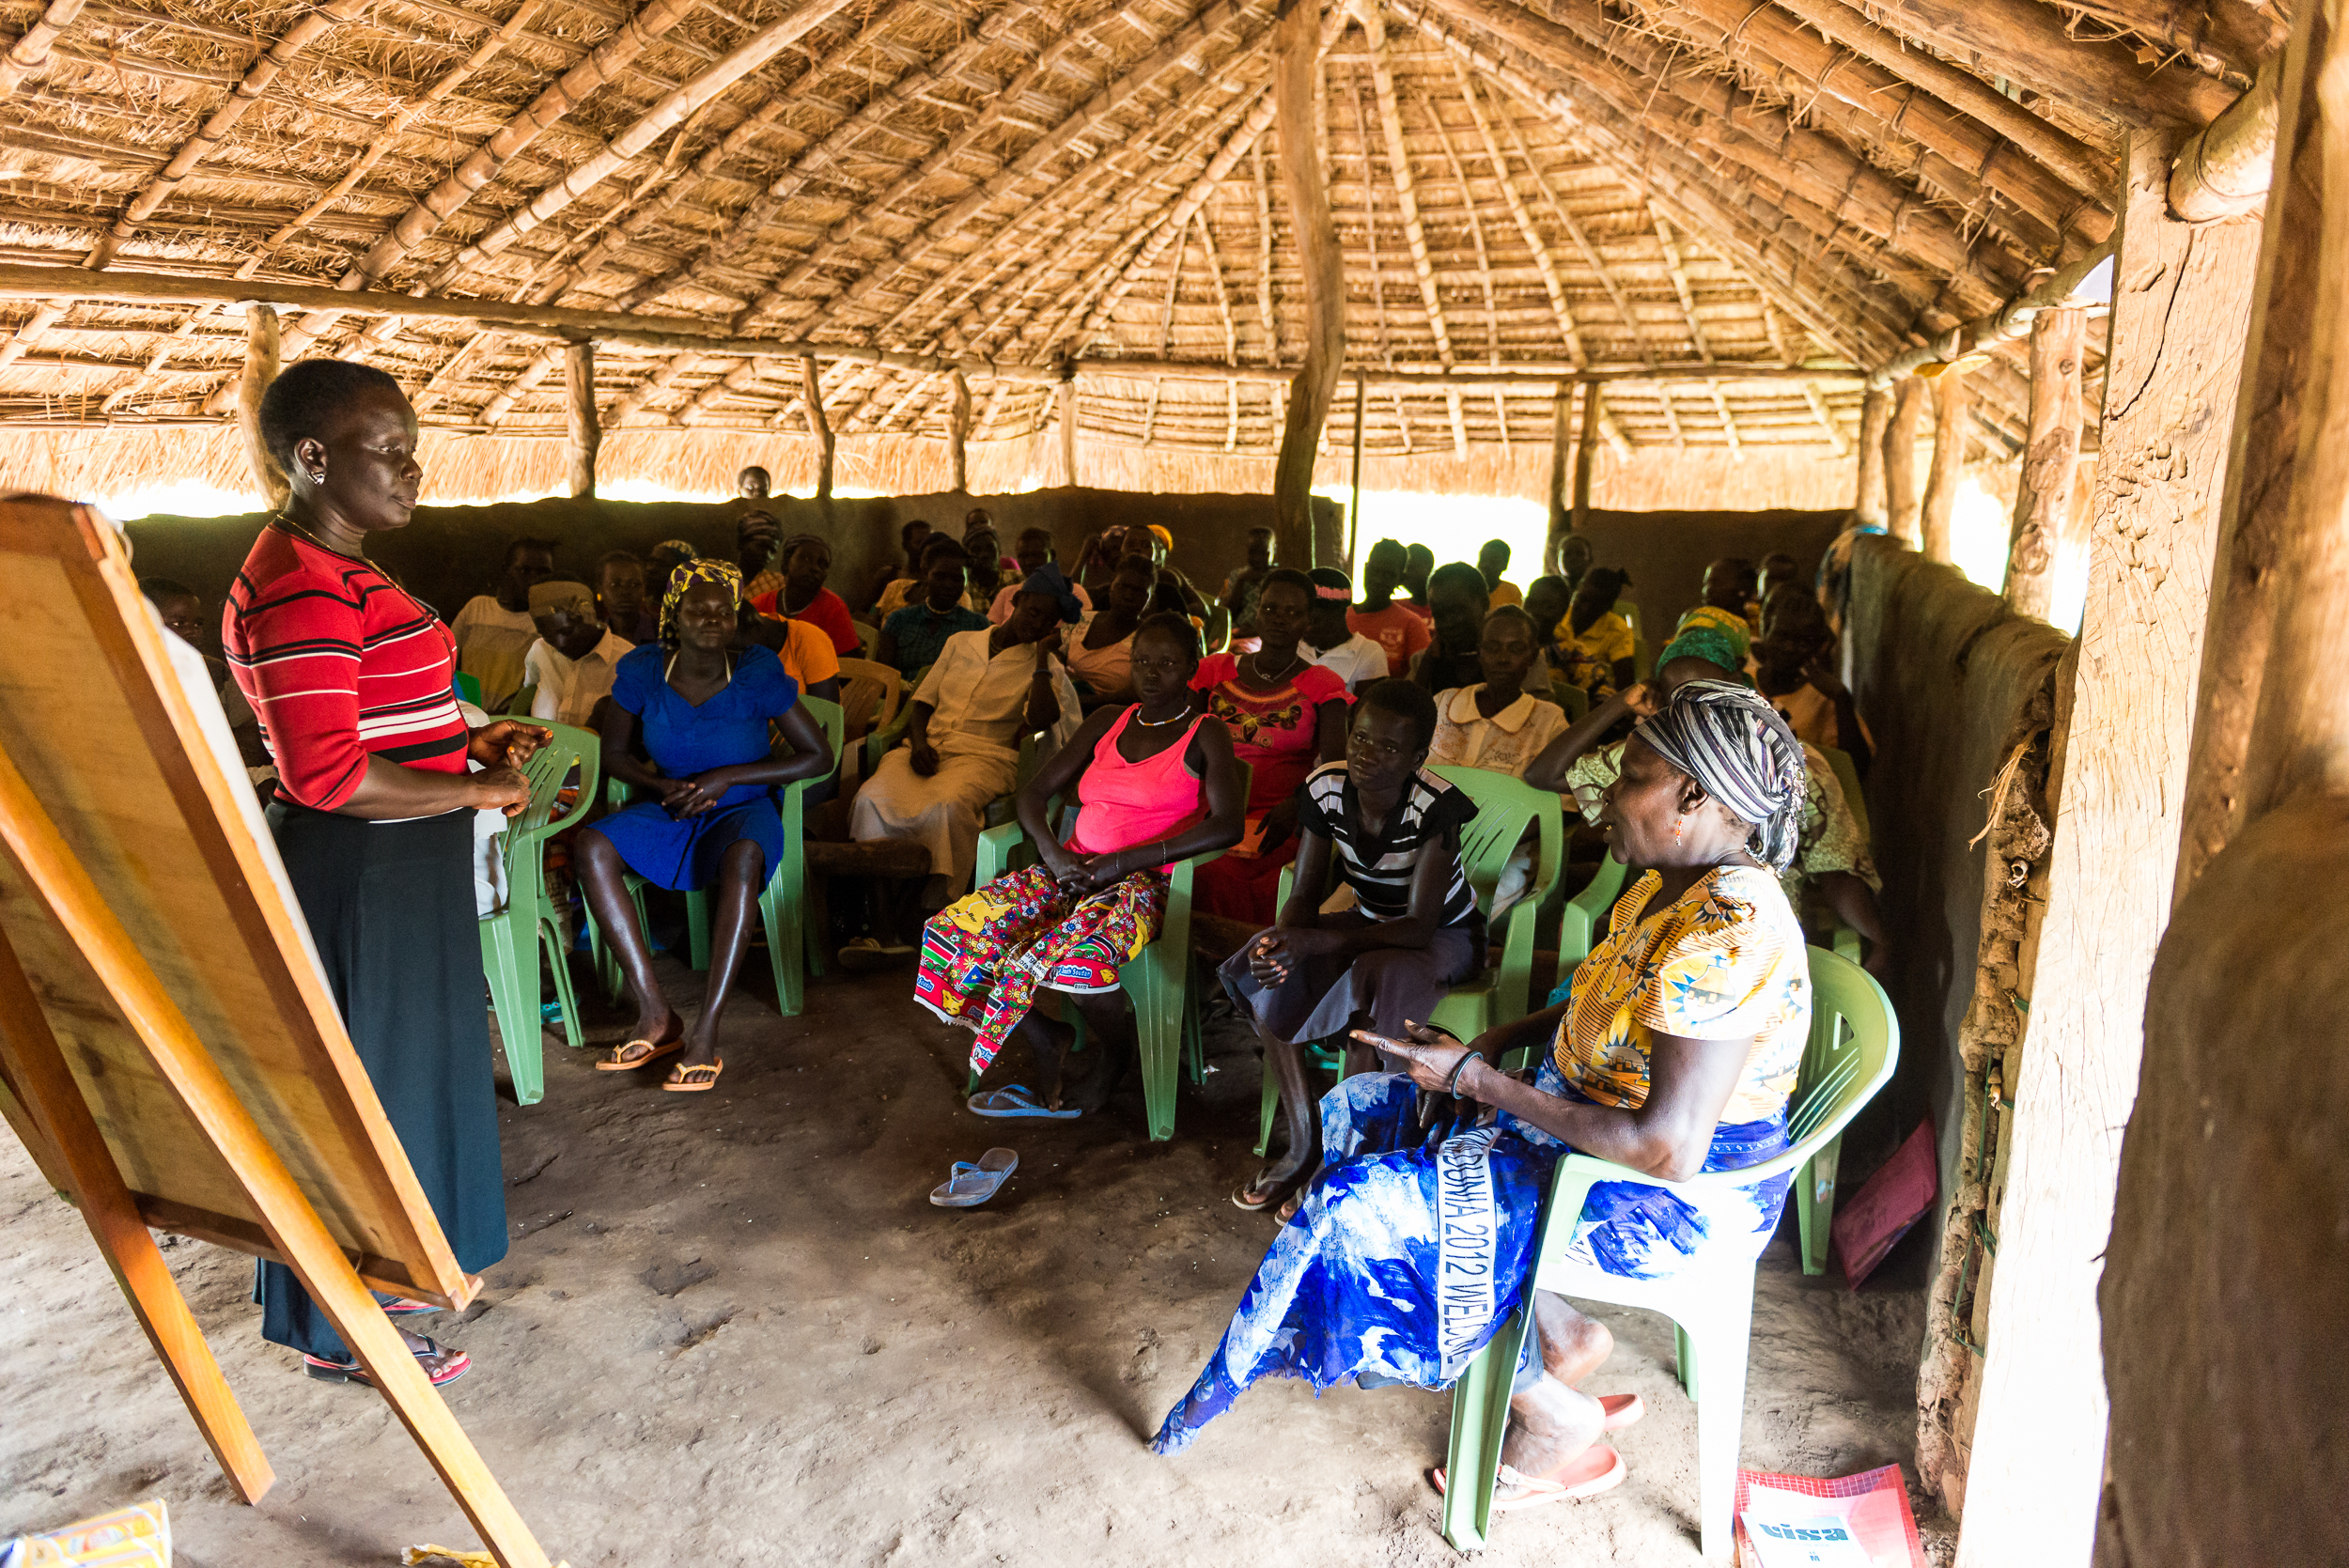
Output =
[{"x1": 1187, "y1": 652, "x2": 1353, "y2": 923}]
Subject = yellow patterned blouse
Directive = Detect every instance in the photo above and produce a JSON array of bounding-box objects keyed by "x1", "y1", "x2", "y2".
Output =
[{"x1": 1554, "y1": 864, "x2": 1812, "y2": 1126}]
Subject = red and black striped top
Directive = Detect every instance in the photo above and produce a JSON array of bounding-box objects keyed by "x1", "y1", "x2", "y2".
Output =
[{"x1": 223, "y1": 520, "x2": 468, "y2": 811}]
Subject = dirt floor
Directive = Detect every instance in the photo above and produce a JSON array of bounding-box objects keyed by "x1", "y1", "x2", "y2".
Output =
[{"x1": 1, "y1": 950, "x2": 1944, "y2": 1567}]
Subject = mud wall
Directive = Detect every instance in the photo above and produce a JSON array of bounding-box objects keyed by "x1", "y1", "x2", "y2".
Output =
[
  {"x1": 121, "y1": 488, "x2": 1341, "y2": 626},
  {"x1": 1579, "y1": 506, "x2": 1851, "y2": 640}
]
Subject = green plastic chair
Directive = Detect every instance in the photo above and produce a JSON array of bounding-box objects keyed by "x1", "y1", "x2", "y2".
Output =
[
  {"x1": 587, "y1": 695, "x2": 841, "y2": 1017},
  {"x1": 969, "y1": 760, "x2": 1249, "y2": 1142},
  {"x1": 1558, "y1": 851, "x2": 1630, "y2": 972},
  {"x1": 1439, "y1": 945, "x2": 1898, "y2": 1559},
  {"x1": 1816, "y1": 744, "x2": 1869, "y2": 970},
  {"x1": 1547, "y1": 679, "x2": 1590, "y2": 722},
  {"x1": 1253, "y1": 767, "x2": 1563, "y2": 1156},
  {"x1": 477, "y1": 721, "x2": 600, "y2": 1106}
]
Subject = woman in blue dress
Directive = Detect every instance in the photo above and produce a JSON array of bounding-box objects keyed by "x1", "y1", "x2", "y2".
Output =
[
  {"x1": 1155, "y1": 681, "x2": 1812, "y2": 1512},
  {"x1": 579, "y1": 559, "x2": 834, "y2": 1093}
]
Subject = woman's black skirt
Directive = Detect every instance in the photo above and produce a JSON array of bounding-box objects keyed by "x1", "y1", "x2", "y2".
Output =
[{"x1": 254, "y1": 802, "x2": 507, "y2": 1361}]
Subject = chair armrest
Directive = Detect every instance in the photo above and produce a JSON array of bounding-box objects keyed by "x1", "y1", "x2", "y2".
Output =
[{"x1": 973, "y1": 819, "x2": 1025, "y2": 889}]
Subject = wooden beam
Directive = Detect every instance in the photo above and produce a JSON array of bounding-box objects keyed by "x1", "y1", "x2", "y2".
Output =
[
  {"x1": 949, "y1": 369, "x2": 972, "y2": 492},
  {"x1": 1253, "y1": 140, "x2": 1280, "y2": 365},
  {"x1": 1871, "y1": 242, "x2": 2117, "y2": 384},
  {"x1": 1057, "y1": 377, "x2": 1079, "y2": 486},
  {"x1": 1349, "y1": 372, "x2": 1367, "y2": 551},
  {"x1": 1855, "y1": 386, "x2": 1890, "y2": 525},
  {"x1": 1274, "y1": 0, "x2": 1343, "y2": 571},
  {"x1": 565, "y1": 340, "x2": 598, "y2": 501},
  {"x1": 1885, "y1": 374, "x2": 1929, "y2": 547},
  {"x1": 234, "y1": 304, "x2": 287, "y2": 512},
  {"x1": 1801, "y1": 383, "x2": 1849, "y2": 457},
  {"x1": 1546, "y1": 386, "x2": 1570, "y2": 539},
  {"x1": 801, "y1": 354, "x2": 834, "y2": 505},
  {"x1": 2003, "y1": 309, "x2": 2087, "y2": 618},
  {"x1": 1454, "y1": 65, "x2": 1581, "y2": 366},
  {"x1": 2170, "y1": 54, "x2": 2285, "y2": 221},
  {"x1": 1920, "y1": 369, "x2": 1971, "y2": 563},
  {"x1": 1570, "y1": 380, "x2": 1598, "y2": 530},
  {"x1": 1867, "y1": 0, "x2": 2237, "y2": 130},
  {"x1": 0, "y1": 0, "x2": 90, "y2": 93}
]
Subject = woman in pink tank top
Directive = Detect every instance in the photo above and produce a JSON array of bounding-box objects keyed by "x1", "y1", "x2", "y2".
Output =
[{"x1": 916, "y1": 613, "x2": 1246, "y2": 1110}]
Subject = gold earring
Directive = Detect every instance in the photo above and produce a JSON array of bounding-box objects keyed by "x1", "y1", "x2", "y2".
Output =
[{"x1": 1672, "y1": 816, "x2": 1685, "y2": 843}]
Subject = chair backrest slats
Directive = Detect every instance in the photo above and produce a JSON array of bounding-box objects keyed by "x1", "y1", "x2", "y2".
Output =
[{"x1": 1427, "y1": 766, "x2": 1563, "y2": 921}]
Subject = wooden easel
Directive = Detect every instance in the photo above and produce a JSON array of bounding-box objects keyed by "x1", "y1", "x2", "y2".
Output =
[{"x1": 0, "y1": 496, "x2": 552, "y2": 1568}]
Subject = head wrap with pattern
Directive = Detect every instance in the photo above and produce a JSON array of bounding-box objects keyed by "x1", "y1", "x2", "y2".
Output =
[
  {"x1": 1654, "y1": 621, "x2": 1750, "y2": 680},
  {"x1": 1633, "y1": 678, "x2": 1808, "y2": 869},
  {"x1": 1014, "y1": 562, "x2": 1085, "y2": 624},
  {"x1": 661, "y1": 557, "x2": 743, "y2": 645}
]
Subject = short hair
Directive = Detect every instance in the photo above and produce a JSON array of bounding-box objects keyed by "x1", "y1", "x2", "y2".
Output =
[
  {"x1": 1366, "y1": 536, "x2": 1408, "y2": 562},
  {"x1": 1479, "y1": 537, "x2": 1511, "y2": 560},
  {"x1": 1358, "y1": 676, "x2": 1439, "y2": 751},
  {"x1": 1308, "y1": 566, "x2": 1352, "y2": 595},
  {"x1": 1133, "y1": 609, "x2": 1201, "y2": 661},
  {"x1": 596, "y1": 549, "x2": 642, "y2": 573},
  {"x1": 1484, "y1": 603, "x2": 1538, "y2": 637},
  {"x1": 920, "y1": 536, "x2": 970, "y2": 567},
  {"x1": 901, "y1": 519, "x2": 932, "y2": 545},
  {"x1": 257, "y1": 358, "x2": 403, "y2": 472},
  {"x1": 1579, "y1": 566, "x2": 1633, "y2": 600},
  {"x1": 1246, "y1": 523, "x2": 1275, "y2": 536},
  {"x1": 1428, "y1": 561, "x2": 1489, "y2": 602},
  {"x1": 1258, "y1": 566, "x2": 1315, "y2": 601},
  {"x1": 1404, "y1": 542, "x2": 1436, "y2": 569},
  {"x1": 1016, "y1": 525, "x2": 1053, "y2": 544},
  {"x1": 1761, "y1": 551, "x2": 1798, "y2": 572},
  {"x1": 964, "y1": 506, "x2": 994, "y2": 529},
  {"x1": 783, "y1": 534, "x2": 830, "y2": 565},
  {"x1": 138, "y1": 575, "x2": 197, "y2": 604},
  {"x1": 1712, "y1": 555, "x2": 1758, "y2": 582},
  {"x1": 504, "y1": 536, "x2": 556, "y2": 567},
  {"x1": 738, "y1": 465, "x2": 770, "y2": 483}
]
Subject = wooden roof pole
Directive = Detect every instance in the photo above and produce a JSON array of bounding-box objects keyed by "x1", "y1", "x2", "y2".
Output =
[
  {"x1": 1569, "y1": 380, "x2": 1598, "y2": 530},
  {"x1": 949, "y1": 371, "x2": 972, "y2": 492},
  {"x1": 1487, "y1": 107, "x2": 1652, "y2": 370},
  {"x1": 1855, "y1": 387, "x2": 1890, "y2": 525},
  {"x1": 1274, "y1": 0, "x2": 1344, "y2": 570},
  {"x1": 0, "y1": 0, "x2": 88, "y2": 93},
  {"x1": 1870, "y1": 241, "x2": 2117, "y2": 383},
  {"x1": 1801, "y1": 384, "x2": 1850, "y2": 457},
  {"x1": 2001, "y1": 307, "x2": 2087, "y2": 617},
  {"x1": 1863, "y1": 0, "x2": 2237, "y2": 129},
  {"x1": 1884, "y1": 373, "x2": 1929, "y2": 546},
  {"x1": 610, "y1": 352, "x2": 699, "y2": 427},
  {"x1": 1920, "y1": 368, "x2": 1971, "y2": 563},
  {"x1": 234, "y1": 304, "x2": 288, "y2": 512},
  {"x1": 477, "y1": 348, "x2": 565, "y2": 428},
  {"x1": 2169, "y1": 54, "x2": 2285, "y2": 221},
  {"x1": 1346, "y1": 68, "x2": 1396, "y2": 365},
  {"x1": 1252, "y1": 142, "x2": 1281, "y2": 365},
  {"x1": 565, "y1": 341, "x2": 599, "y2": 501},
  {"x1": 86, "y1": 0, "x2": 371, "y2": 270},
  {"x1": 1763, "y1": 0, "x2": 2109, "y2": 199},
  {"x1": 1452, "y1": 66, "x2": 1580, "y2": 367},
  {"x1": 1354, "y1": 0, "x2": 1469, "y2": 455},
  {"x1": 801, "y1": 356, "x2": 834, "y2": 505},
  {"x1": 1195, "y1": 213, "x2": 1241, "y2": 369}
]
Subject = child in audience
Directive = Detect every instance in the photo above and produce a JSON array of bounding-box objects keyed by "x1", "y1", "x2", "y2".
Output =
[
  {"x1": 453, "y1": 536, "x2": 556, "y2": 707},
  {"x1": 878, "y1": 538, "x2": 990, "y2": 677},
  {"x1": 988, "y1": 527, "x2": 1091, "y2": 623},
  {"x1": 1222, "y1": 680, "x2": 1483, "y2": 1215},
  {"x1": 1409, "y1": 562, "x2": 1489, "y2": 693},
  {"x1": 1476, "y1": 538, "x2": 1522, "y2": 607},
  {"x1": 142, "y1": 577, "x2": 272, "y2": 774},
  {"x1": 1521, "y1": 572, "x2": 1572, "y2": 686},
  {"x1": 523, "y1": 581, "x2": 633, "y2": 729},
  {"x1": 1399, "y1": 543, "x2": 1436, "y2": 622},
  {"x1": 1346, "y1": 539, "x2": 1432, "y2": 676},
  {"x1": 1190, "y1": 568, "x2": 1353, "y2": 924},
  {"x1": 1303, "y1": 567, "x2": 1388, "y2": 692},
  {"x1": 1428, "y1": 605, "x2": 1568, "y2": 776},
  {"x1": 597, "y1": 551, "x2": 658, "y2": 644},
  {"x1": 1557, "y1": 567, "x2": 1636, "y2": 701},
  {"x1": 1221, "y1": 526, "x2": 1277, "y2": 636}
]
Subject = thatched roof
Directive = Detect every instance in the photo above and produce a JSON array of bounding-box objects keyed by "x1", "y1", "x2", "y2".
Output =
[{"x1": 0, "y1": 0, "x2": 2254, "y2": 502}]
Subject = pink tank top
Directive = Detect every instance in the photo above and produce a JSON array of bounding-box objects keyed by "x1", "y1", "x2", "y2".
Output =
[{"x1": 1069, "y1": 706, "x2": 1207, "y2": 857}]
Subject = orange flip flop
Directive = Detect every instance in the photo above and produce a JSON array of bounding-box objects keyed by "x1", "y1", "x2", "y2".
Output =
[
  {"x1": 663, "y1": 1058, "x2": 723, "y2": 1093},
  {"x1": 597, "y1": 1034, "x2": 682, "y2": 1072},
  {"x1": 1429, "y1": 1432, "x2": 1634, "y2": 1504}
]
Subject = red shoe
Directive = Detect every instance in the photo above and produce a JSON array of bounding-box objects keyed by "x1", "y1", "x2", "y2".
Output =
[
  {"x1": 1429, "y1": 1440, "x2": 1629, "y2": 1507},
  {"x1": 303, "y1": 1338, "x2": 471, "y2": 1388}
]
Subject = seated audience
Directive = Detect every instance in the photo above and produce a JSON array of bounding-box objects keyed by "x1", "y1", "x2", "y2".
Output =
[
  {"x1": 1753, "y1": 591, "x2": 1872, "y2": 772},
  {"x1": 596, "y1": 550, "x2": 659, "y2": 644},
  {"x1": 1672, "y1": 556, "x2": 1759, "y2": 667},
  {"x1": 1076, "y1": 525, "x2": 1132, "y2": 599},
  {"x1": 646, "y1": 538, "x2": 698, "y2": 598},
  {"x1": 143, "y1": 577, "x2": 270, "y2": 773},
  {"x1": 737, "y1": 464, "x2": 771, "y2": 504},
  {"x1": 737, "y1": 507, "x2": 783, "y2": 603},
  {"x1": 578, "y1": 561, "x2": 833, "y2": 1092},
  {"x1": 1556, "y1": 567, "x2": 1636, "y2": 701},
  {"x1": 1428, "y1": 605, "x2": 1569, "y2": 776},
  {"x1": 1346, "y1": 538, "x2": 1433, "y2": 676},
  {"x1": 850, "y1": 569, "x2": 1083, "y2": 910},
  {"x1": 1066, "y1": 555, "x2": 1158, "y2": 706},
  {"x1": 1522, "y1": 571, "x2": 1572, "y2": 686},
  {"x1": 1189, "y1": 568, "x2": 1353, "y2": 924},
  {"x1": 1222, "y1": 680, "x2": 1483, "y2": 1214},
  {"x1": 452, "y1": 536, "x2": 556, "y2": 706},
  {"x1": 964, "y1": 520, "x2": 1008, "y2": 606},
  {"x1": 1156, "y1": 683, "x2": 1814, "y2": 1500},
  {"x1": 1526, "y1": 624, "x2": 1890, "y2": 978},
  {"x1": 1477, "y1": 537, "x2": 1523, "y2": 608},
  {"x1": 918, "y1": 613, "x2": 1246, "y2": 1111},
  {"x1": 1221, "y1": 525, "x2": 1277, "y2": 635},
  {"x1": 988, "y1": 527, "x2": 1092, "y2": 623},
  {"x1": 1759, "y1": 551, "x2": 1801, "y2": 604},
  {"x1": 1409, "y1": 562, "x2": 1489, "y2": 693},
  {"x1": 750, "y1": 535, "x2": 861, "y2": 655},
  {"x1": 1125, "y1": 524, "x2": 1209, "y2": 621},
  {"x1": 879, "y1": 538, "x2": 991, "y2": 677},
  {"x1": 1400, "y1": 542, "x2": 1436, "y2": 622},
  {"x1": 867, "y1": 519, "x2": 934, "y2": 613},
  {"x1": 752, "y1": 612, "x2": 841, "y2": 705},
  {"x1": 1302, "y1": 567, "x2": 1389, "y2": 692},
  {"x1": 1554, "y1": 531, "x2": 1595, "y2": 592},
  {"x1": 522, "y1": 581, "x2": 633, "y2": 729}
]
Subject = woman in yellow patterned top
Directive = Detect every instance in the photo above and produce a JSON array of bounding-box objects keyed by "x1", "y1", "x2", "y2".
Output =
[{"x1": 1156, "y1": 681, "x2": 1812, "y2": 1513}]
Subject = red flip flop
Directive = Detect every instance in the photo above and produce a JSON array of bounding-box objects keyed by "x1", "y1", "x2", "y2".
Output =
[
  {"x1": 1429, "y1": 1439, "x2": 1630, "y2": 1505},
  {"x1": 1599, "y1": 1392, "x2": 1645, "y2": 1430}
]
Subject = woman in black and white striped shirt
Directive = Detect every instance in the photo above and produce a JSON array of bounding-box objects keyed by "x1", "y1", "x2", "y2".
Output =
[{"x1": 1220, "y1": 679, "x2": 1482, "y2": 1214}]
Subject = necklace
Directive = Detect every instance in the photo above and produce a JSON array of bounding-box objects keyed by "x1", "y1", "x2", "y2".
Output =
[
  {"x1": 275, "y1": 512, "x2": 362, "y2": 560},
  {"x1": 1248, "y1": 648, "x2": 1303, "y2": 685},
  {"x1": 1133, "y1": 704, "x2": 1191, "y2": 727}
]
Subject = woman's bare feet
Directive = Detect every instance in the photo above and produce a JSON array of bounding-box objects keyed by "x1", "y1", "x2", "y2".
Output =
[{"x1": 1500, "y1": 1374, "x2": 1606, "y2": 1483}]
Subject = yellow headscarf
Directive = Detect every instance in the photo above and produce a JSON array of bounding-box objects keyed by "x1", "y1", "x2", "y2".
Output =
[{"x1": 661, "y1": 557, "x2": 742, "y2": 645}]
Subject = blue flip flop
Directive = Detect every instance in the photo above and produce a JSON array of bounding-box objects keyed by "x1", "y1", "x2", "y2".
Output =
[
  {"x1": 967, "y1": 1084, "x2": 1081, "y2": 1119},
  {"x1": 930, "y1": 1148, "x2": 1019, "y2": 1207}
]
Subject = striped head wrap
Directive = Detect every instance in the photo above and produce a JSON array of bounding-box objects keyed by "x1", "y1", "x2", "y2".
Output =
[
  {"x1": 1633, "y1": 678, "x2": 1808, "y2": 869},
  {"x1": 661, "y1": 557, "x2": 742, "y2": 645}
]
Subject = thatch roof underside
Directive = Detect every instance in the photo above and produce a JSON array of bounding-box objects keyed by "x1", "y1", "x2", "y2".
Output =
[{"x1": 0, "y1": 0, "x2": 2247, "y2": 502}]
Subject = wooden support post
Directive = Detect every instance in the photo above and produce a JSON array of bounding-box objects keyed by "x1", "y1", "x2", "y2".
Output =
[
  {"x1": 2003, "y1": 309, "x2": 2088, "y2": 619},
  {"x1": 1855, "y1": 386, "x2": 1890, "y2": 525},
  {"x1": 1953, "y1": 127, "x2": 2265, "y2": 1568},
  {"x1": 1884, "y1": 375, "x2": 1928, "y2": 547},
  {"x1": 1921, "y1": 371, "x2": 1971, "y2": 564},
  {"x1": 1546, "y1": 387, "x2": 1570, "y2": 544},
  {"x1": 800, "y1": 354, "x2": 832, "y2": 506},
  {"x1": 949, "y1": 369, "x2": 972, "y2": 493},
  {"x1": 1348, "y1": 373, "x2": 1366, "y2": 566},
  {"x1": 0, "y1": 740, "x2": 552, "y2": 1567},
  {"x1": 234, "y1": 304, "x2": 288, "y2": 512},
  {"x1": 0, "y1": 921, "x2": 273, "y2": 1504},
  {"x1": 1057, "y1": 376, "x2": 1079, "y2": 488},
  {"x1": 1569, "y1": 382, "x2": 1598, "y2": 533},
  {"x1": 563, "y1": 339, "x2": 597, "y2": 501},
  {"x1": 1270, "y1": 0, "x2": 1343, "y2": 573}
]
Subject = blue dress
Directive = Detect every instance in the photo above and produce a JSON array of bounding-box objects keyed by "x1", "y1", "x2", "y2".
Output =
[{"x1": 592, "y1": 643, "x2": 800, "y2": 891}]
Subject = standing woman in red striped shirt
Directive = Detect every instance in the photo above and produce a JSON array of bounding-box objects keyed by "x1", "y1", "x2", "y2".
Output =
[{"x1": 224, "y1": 360, "x2": 546, "y2": 1389}]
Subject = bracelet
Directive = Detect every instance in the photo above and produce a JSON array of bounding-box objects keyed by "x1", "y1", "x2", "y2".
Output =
[{"x1": 1442, "y1": 1052, "x2": 1477, "y2": 1096}]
